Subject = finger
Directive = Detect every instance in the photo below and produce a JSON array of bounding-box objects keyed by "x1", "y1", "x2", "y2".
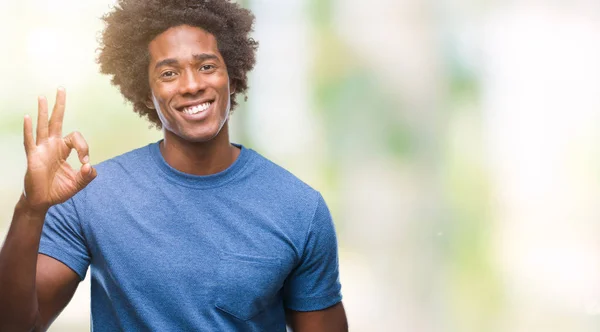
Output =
[
  {"x1": 49, "y1": 87, "x2": 66, "y2": 137},
  {"x1": 63, "y1": 131, "x2": 90, "y2": 164},
  {"x1": 36, "y1": 96, "x2": 49, "y2": 144},
  {"x1": 74, "y1": 163, "x2": 97, "y2": 192},
  {"x1": 23, "y1": 115, "x2": 34, "y2": 154}
]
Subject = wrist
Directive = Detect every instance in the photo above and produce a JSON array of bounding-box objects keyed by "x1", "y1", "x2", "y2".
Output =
[{"x1": 16, "y1": 193, "x2": 49, "y2": 219}]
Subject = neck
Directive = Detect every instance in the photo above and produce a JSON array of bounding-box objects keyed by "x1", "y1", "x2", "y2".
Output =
[{"x1": 159, "y1": 122, "x2": 240, "y2": 176}]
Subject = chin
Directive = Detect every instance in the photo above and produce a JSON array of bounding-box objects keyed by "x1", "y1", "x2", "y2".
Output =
[
  {"x1": 163, "y1": 114, "x2": 228, "y2": 144},
  {"x1": 179, "y1": 128, "x2": 222, "y2": 143}
]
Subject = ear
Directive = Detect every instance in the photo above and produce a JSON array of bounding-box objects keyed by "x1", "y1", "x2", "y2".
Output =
[
  {"x1": 229, "y1": 81, "x2": 236, "y2": 95},
  {"x1": 144, "y1": 94, "x2": 155, "y2": 109}
]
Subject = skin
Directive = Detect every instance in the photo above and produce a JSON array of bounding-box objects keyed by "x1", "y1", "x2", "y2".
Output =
[
  {"x1": 0, "y1": 25, "x2": 348, "y2": 331},
  {"x1": 145, "y1": 25, "x2": 239, "y2": 176},
  {"x1": 286, "y1": 303, "x2": 348, "y2": 332},
  {"x1": 0, "y1": 89, "x2": 95, "y2": 331}
]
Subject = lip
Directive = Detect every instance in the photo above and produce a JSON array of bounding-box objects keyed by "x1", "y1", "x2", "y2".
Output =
[{"x1": 177, "y1": 101, "x2": 214, "y2": 121}]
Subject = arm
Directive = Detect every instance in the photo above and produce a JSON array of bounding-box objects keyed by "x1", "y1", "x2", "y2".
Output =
[
  {"x1": 284, "y1": 194, "x2": 345, "y2": 331},
  {"x1": 286, "y1": 302, "x2": 348, "y2": 332},
  {"x1": 0, "y1": 88, "x2": 96, "y2": 331},
  {"x1": 0, "y1": 196, "x2": 82, "y2": 331}
]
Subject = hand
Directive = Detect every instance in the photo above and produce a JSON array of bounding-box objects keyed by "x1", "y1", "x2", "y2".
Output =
[{"x1": 22, "y1": 88, "x2": 97, "y2": 213}]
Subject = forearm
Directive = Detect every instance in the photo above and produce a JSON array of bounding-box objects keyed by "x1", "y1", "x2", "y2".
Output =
[
  {"x1": 0, "y1": 194, "x2": 46, "y2": 330},
  {"x1": 286, "y1": 302, "x2": 348, "y2": 332}
]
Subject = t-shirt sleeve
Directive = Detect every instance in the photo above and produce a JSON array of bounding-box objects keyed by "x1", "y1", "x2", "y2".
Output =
[
  {"x1": 283, "y1": 193, "x2": 343, "y2": 311},
  {"x1": 39, "y1": 198, "x2": 90, "y2": 280}
]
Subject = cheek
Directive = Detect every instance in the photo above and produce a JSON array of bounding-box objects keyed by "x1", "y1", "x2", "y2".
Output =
[
  {"x1": 151, "y1": 94, "x2": 173, "y2": 125},
  {"x1": 155, "y1": 108, "x2": 171, "y2": 128},
  {"x1": 151, "y1": 87, "x2": 175, "y2": 110}
]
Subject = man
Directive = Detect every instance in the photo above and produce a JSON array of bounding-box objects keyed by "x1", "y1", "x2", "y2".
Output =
[{"x1": 0, "y1": 0, "x2": 347, "y2": 331}]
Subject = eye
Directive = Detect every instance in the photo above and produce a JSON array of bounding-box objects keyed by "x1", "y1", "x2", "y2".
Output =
[
  {"x1": 200, "y1": 64, "x2": 216, "y2": 71},
  {"x1": 160, "y1": 70, "x2": 177, "y2": 78}
]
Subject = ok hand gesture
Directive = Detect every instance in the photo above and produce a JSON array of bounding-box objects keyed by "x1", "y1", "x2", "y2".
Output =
[{"x1": 22, "y1": 88, "x2": 97, "y2": 214}]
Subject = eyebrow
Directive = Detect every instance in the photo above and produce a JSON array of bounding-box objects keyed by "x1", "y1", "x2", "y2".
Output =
[{"x1": 154, "y1": 53, "x2": 220, "y2": 70}]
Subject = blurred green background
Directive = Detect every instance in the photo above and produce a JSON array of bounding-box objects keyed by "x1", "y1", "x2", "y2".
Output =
[{"x1": 2, "y1": 0, "x2": 600, "y2": 331}]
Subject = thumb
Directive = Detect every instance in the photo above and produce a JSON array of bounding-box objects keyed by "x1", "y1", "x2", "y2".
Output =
[{"x1": 74, "y1": 163, "x2": 97, "y2": 191}]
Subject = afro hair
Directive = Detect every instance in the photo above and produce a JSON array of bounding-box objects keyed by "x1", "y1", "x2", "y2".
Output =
[{"x1": 97, "y1": 0, "x2": 258, "y2": 128}]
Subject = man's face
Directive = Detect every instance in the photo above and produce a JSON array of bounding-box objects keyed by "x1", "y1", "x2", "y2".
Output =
[{"x1": 147, "y1": 25, "x2": 233, "y2": 143}]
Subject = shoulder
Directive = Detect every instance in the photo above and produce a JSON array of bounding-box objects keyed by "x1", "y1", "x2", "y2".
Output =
[
  {"x1": 246, "y1": 149, "x2": 316, "y2": 193},
  {"x1": 94, "y1": 143, "x2": 153, "y2": 175},
  {"x1": 245, "y1": 148, "x2": 321, "y2": 204},
  {"x1": 74, "y1": 142, "x2": 156, "y2": 200}
]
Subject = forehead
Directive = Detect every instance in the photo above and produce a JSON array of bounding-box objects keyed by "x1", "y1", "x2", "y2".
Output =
[{"x1": 147, "y1": 25, "x2": 221, "y2": 62}]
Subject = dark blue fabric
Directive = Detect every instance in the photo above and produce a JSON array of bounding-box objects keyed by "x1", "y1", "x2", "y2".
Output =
[{"x1": 39, "y1": 141, "x2": 342, "y2": 331}]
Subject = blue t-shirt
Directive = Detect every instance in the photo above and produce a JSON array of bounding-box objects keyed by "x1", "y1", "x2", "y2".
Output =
[{"x1": 39, "y1": 142, "x2": 342, "y2": 331}]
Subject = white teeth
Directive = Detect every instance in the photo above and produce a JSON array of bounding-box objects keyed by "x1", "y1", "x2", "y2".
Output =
[{"x1": 182, "y1": 102, "x2": 211, "y2": 114}]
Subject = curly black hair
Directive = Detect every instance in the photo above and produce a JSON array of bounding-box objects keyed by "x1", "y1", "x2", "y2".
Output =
[{"x1": 97, "y1": 0, "x2": 258, "y2": 128}]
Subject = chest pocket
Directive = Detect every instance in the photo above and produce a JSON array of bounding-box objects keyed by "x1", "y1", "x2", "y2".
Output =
[{"x1": 215, "y1": 253, "x2": 284, "y2": 321}]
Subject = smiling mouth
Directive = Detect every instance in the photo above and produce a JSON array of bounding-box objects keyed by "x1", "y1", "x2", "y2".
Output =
[{"x1": 179, "y1": 101, "x2": 213, "y2": 115}]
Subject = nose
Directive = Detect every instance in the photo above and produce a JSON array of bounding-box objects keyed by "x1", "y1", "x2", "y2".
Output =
[{"x1": 178, "y1": 68, "x2": 205, "y2": 96}]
